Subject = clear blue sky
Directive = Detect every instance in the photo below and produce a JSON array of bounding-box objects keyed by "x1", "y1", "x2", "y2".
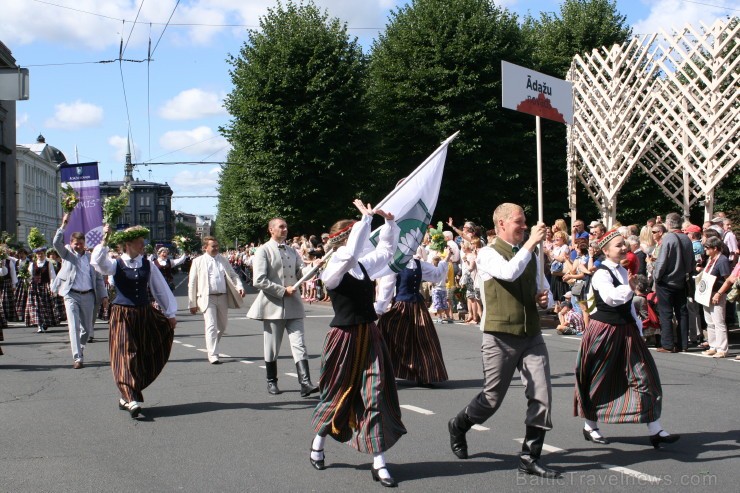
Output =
[{"x1": 2, "y1": 0, "x2": 738, "y2": 218}]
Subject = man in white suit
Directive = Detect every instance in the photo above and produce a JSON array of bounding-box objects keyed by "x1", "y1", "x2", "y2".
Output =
[
  {"x1": 247, "y1": 218, "x2": 318, "y2": 396},
  {"x1": 52, "y1": 213, "x2": 108, "y2": 369},
  {"x1": 188, "y1": 236, "x2": 245, "y2": 364}
]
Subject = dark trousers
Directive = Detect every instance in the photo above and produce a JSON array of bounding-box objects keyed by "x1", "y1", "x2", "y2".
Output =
[{"x1": 656, "y1": 283, "x2": 689, "y2": 350}]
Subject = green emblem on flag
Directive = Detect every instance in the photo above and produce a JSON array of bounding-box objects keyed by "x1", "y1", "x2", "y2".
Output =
[{"x1": 370, "y1": 200, "x2": 431, "y2": 273}]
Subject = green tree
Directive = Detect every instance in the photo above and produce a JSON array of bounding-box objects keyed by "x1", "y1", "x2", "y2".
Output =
[
  {"x1": 218, "y1": 1, "x2": 368, "y2": 243},
  {"x1": 367, "y1": 0, "x2": 533, "y2": 224}
]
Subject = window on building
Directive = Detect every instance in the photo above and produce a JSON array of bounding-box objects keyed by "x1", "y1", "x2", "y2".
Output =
[
  {"x1": 140, "y1": 212, "x2": 151, "y2": 224},
  {"x1": 140, "y1": 196, "x2": 151, "y2": 207},
  {"x1": 158, "y1": 197, "x2": 165, "y2": 205},
  {"x1": 157, "y1": 210, "x2": 164, "y2": 222}
]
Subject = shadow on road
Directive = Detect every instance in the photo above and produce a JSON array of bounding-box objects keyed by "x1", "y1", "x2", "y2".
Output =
[{"x1": 147, "y1": 399, "x2": 316, "y2": 418}]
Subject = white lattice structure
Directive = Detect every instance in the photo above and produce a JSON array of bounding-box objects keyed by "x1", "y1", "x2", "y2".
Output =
[{"x1": 567, "y1": 18, "x2": 739, "y2": 225}]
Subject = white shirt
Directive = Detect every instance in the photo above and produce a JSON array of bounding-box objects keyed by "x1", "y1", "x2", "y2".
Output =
[
  {"x1": 591, "y1": 259, "x2": 642, "y2": 333},
  {"x1": 155, "y1": 255, "x2": 188, "y2": 268},
  {"x1": 446, "y1": 240, "x2": 460, "y2": 263},
  {"x1": 90, "y1": 245, "x2": 177, "y2": 318},
  {"x1": 204, "y1": 254, "x2": 227, "y2": 294},
  {"x1": 321, "y1": 215, "x2": 398, "y2": 291},
  {"x1": 70, "y1": 251, "x2": 93, "y2": 292}
]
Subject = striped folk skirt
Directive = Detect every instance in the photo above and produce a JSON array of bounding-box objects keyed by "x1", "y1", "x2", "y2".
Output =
[
  {"x1": 311, "y1": 322, "x2": 407, "y2": 454},
  {"x1": 0, "y1": 278, "x2": 16, "y2": 322},
  {"x1": 25, "y1": 282, "x2": 59, "y2": 328},
  {"x1": 378, "y1": 300, "x2": 448, "y2": 384},
  {"x1": 109, "y1": 304, "x2": 174, "y2": 403},
  {"x1": 15, "y1": 282, "x2": 29, "y2": 321},
  {"x1": 574, "y1": 319, "x2": 662, "y2": 423}
]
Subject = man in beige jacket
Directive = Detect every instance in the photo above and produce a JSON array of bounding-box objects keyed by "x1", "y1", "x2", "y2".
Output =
[{"x1": 188, "y1": 236, "x2": 244, "y2": 364}]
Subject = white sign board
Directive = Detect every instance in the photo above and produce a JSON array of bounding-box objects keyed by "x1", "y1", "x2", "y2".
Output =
[
  {"x1": 0, "y1": 68, "x2": 30, "y2": 101},
  {"x1": 501, "y1": 61, "x2": 572, "y2": 124}
]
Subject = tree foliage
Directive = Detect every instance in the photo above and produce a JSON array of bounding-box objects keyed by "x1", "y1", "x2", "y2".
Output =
[
  {"x1": 367, "y1": 0, "x2": 533, "y2": 224},
  {"x1": 218, "y1": 1, "x2": 368, "y2": 243}
]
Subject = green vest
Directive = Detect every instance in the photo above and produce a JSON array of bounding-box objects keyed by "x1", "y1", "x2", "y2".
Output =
[{"x1": 481, "y1": 239, "x2": 540, "y2": 337}]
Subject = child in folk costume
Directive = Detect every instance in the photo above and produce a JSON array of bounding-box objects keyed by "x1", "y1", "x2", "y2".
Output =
[
  {"x1": 14, "y1": 249, "x2": 30, "y2": 322},
  {"x1": 91, "y1": 225, "x2": 177, "y2": 419},
  {"x1": 375, "y1": 252, "x2": 449, "y2": 387},
  {"x1": 25, "y1": 248, "x2": 60, "y2": 333},
  {"x1": 575, "y1": 229, "x2": 679, "y2": 448},
  {"x1": 310, "y1": 200, "x2": 406, "y2": 488}
]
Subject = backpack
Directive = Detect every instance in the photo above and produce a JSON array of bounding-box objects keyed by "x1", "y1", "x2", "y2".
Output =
[{"x1": 644, "y1": 291, "x2": 661, "y2": 329}]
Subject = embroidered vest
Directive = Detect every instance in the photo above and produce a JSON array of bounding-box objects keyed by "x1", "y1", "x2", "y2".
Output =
[
  {"x1": 328, "y1": 263, "x2": 377, "y2": 327},
  {"x1": 113, "y1": 257, "x2": 151, "y2": 306}
]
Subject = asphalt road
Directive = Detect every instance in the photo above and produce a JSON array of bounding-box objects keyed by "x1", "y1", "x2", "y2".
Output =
[{"x1": 1, "y1": 274, "x2": 738, "y2": 493}]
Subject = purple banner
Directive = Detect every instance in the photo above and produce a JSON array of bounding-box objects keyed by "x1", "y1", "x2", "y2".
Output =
[{"x1": 60, "y1": 162, "x2": 104, "y2": 247}]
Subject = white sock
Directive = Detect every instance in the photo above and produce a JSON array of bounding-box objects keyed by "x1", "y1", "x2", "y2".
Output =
[
  {"x1": 311, "y1": 435, "x2": 325, "y2": 460},
  {"x1": 584, "y1": 419, "x2": 598, "y2": 431},
  {"x1": 647, "y1": 421, "x2": 670, "y2": 436},
  {"x1": 373, "y1": 453, "x2": 390, "y2": 479}
]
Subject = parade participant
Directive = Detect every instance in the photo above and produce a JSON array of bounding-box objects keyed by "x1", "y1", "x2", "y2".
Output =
[
  {"x1": 47, "y1": 249, "x2": 67, "y2": 323},
  {"x1": 309, "y1": 200, "x2": 405, "y2": 488},
  {"x1": 247, "y1": 218, "x2": 317, "y2": 396},
  {"x1": 91, "y1": 225, "x2": 176, "y2": 418},
  {"x1": 52, "y1": 214, "x2": 107, "y2": 369},
  {"x1": 0, "y1": 247, "x2": 18, "y2": 323},
  {"x1": 14, "y1": 249, "x2": 30, "y2": 322},
  {"x1": 447, "y1": 203, "x2": 562, "y2": 479},
  {"x1": 374, "y1": 254, "x2": 449, "y2": 387},
  {"x1": 152, "y1": 247, "x2": 188, "y2": 291},
  {"x1": 188, "y1": 236, "x2": 244, "y2": 364},
  {"x1": 25, "y1": 248, "x2": 61, "y2": 333},
  {"x1": 575, "y1": 229, "x2": 679, "y2": 448}
]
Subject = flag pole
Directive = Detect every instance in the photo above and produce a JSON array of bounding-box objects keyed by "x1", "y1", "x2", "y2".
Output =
[
  {"x1": 374, "y1": 131, "x2": 460, "y2": 211},
  {"x1": 536, "y1": 116, "x2": 546, "y2": 290},
  {"x1": 292, "y1": 247, "x2": 335, "y2": 289}
]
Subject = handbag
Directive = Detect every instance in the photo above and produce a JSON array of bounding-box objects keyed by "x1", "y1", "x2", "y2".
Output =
[
  {"x1": 570, "y1": 280, "x2": 585, "y2": 297},
  {"x1": 694, "y1": 271, "x2": 716, "y2": 307}
]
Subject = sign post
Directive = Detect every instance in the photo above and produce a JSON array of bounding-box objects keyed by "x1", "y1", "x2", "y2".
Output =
[{"x1": 502, "y1": 61, "x2": 573, "y2": 286}]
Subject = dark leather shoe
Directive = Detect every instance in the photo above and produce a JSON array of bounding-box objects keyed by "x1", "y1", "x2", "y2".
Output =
[
  {"x1": 448, "y1": 419, "x2": 469, "y2": 459},
  {"x1": 309, "y1": 444, "x2": 326, "y2": 471},
  {"x1": 650, "y1": 432, "x2": 680, "y2": 449},
  {"x1": 267, "y1": 381, "x2": 281, "y2": 395},
  {"x1": 210, "y1": 359, "x2": 222, "y2": 365},
  {"x1": 583, "y1": 428, "x2": 610, "y2": 444},
  {"x1": 118, "y1": 398, "x2": 127, "y2": 410},
  {"x1": 371, "y1": 467, "x2": 397, "y2": 487},
  {"x1": 518, "y1": 458, "x2": 563, "y2": 479},
  {"x1": 127, "y1": 401, "x2": 142, "y2": 419},
  {"x1": 72, "y1": 361, "x2": 84, "y2": 369},
  {"x1": 656, "y1": 347, "x2": 674, "y2": 353}
]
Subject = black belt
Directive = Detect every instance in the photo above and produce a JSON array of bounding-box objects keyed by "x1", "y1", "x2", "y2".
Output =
[{"x1": 70, "y1": 289, "x2": 93, "y2": 295}]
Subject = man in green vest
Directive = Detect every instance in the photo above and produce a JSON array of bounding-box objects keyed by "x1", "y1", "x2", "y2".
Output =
[{"x1": 447, "y1": 203, "x2": 562, "y2": 479}]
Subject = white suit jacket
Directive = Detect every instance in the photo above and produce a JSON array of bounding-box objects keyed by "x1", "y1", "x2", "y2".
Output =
[
  {"x1": 188, "y1": 254, "x2": 244, "y2": 312},
  {"x1": 247, "y1": 240, "x2": 305, "y2": 320}
]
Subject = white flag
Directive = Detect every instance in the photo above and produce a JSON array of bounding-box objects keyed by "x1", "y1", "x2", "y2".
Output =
[{"x1": 366, "y1": 132, "x2": 457, "y2": 275}]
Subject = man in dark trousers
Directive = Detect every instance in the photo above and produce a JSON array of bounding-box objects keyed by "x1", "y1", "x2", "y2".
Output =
[
  {"x1": 447, "y1": 203, "x2": 562, "y2": 479},
  {"x1": 653, "y1": 212, "x2": 695, "y2": 352}
]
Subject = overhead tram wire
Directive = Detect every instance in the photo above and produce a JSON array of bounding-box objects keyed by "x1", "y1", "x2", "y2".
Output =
[
  {"x1": 151, "y1": 0, "x2": 181, "y2": 57},
  {"x1": 122, "y1": 0, "x2": 147, "y2": 57}
]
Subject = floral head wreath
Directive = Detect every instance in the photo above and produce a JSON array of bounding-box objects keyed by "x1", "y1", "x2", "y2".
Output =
[
  {"x1": 108, "y1": 226, "x2": 150, "y2": 246},
  {"x1": 597, "y1": 229, "x2": 622, "y2": 250},
  {"x1": 32, "y1": 247, "x2": 47, "y2": 254},
  {"x1": 326, "y1": 222, "x2": 356, "y2": 248},
  {"x1": 427, "y1": 221, "x2": 446, "y2": 252}
]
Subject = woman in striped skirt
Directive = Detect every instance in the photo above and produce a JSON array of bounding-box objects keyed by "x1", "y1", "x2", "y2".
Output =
[
  {"x1": 375, "y1": 257, "x2": 449, "y2": 386},
  {"x1": 91, "y1": 225, "x2": 177, "y2": 419},
  {"x1": 14, "y1": 249, "x2": 30, "y2": 322},
  {"x1": 310, "y1": 200, "x2": 406, "y2": 488},
  {"x1": 0, "y1": 256, "x2": 18, "y2": 322},
  {"x1": 574, "y1": 229, "x2": 679, "y2": 449},
  {"x1": 25, "y1": 248, "x2": 60, "y2": 332}
]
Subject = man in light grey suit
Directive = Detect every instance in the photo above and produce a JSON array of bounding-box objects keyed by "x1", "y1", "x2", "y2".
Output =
[
  {"x1": 247, "y1": 218, "x2": 318, "y2": 397},
  {"x1": 52, "y1": 213, "x2": 108, "y2": 369}
]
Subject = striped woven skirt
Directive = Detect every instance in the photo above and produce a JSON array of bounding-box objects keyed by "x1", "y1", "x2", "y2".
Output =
[
  {"x1": 0, "y1": 278, "x2": 17, "y2": 322},
  {"x1": 25, "y1": 282, "x2": 59, "y2": 328},
  {"x1": 574, "y1": 319, "x2": 662, "y2": 423},
  {"x1": 109, "y1": 304, "x2": 173, "y2": 403},
  {"x1": 14, "y1": 283, "x2": 29, "y2": 321},
  {"x1": 378, "y1": 300, "x2": 448, "y2": 384},
  {"x1": 311, "y1": 322, "x2": 407, "y2": 454}
]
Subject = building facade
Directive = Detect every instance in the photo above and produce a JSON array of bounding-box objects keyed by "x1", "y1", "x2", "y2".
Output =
[
  {"x1": 99, "y1": 178, "x2": 174, "y2": 244},
  {"x1": 16, "y1": 135, "x2": 64, "y2": 246},
  {"x1": 0, "y1": 41, "x2": 18, "y2": 237},
  {"x1": 195, "y1": 214, "x2": 213, "y2": 239}
]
